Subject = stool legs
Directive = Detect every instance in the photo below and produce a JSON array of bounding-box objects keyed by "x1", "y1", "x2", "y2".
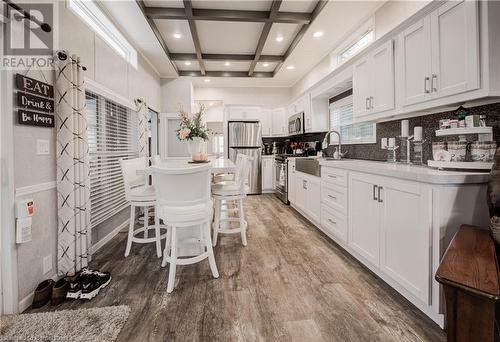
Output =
[
  {"x1": 237, "y1": 199, "x2": 247, "y2": 246},
  {"x1": 154, "y1": 208, "x2": 162, "y2": 258},
  {"x1": 125, "y1": 205, "x2": 136, "y2": 257},
  {"x1": 166, "y1": 226, "x2": 177, "y2": 293},
  {"x1": 213, "y1": 199, "x2": 221, "y2": 247},
  {"x1": 212, "y1": 197, "x2": 247, "y2": 246},
  {"x1": 205, "y1": 222, "x2": 219, "y2": 278}
]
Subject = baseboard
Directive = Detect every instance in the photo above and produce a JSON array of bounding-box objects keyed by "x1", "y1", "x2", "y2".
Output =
[
  {"x1": 18, "y1": 274, "x2": 58, "y2": 313},
  {"x1": 90, "y1": 219, "x2": 129, "y2": 255}
]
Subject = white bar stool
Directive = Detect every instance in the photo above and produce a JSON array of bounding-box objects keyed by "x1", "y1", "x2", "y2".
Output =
[
  {"x1": 211, "y1": 156, "x2": 252, "y2": 247},
  {"x1": 151, "y1": 163, "x2": 219, "y2": 293},
  {"x1": 120, "y1": 157, "x2": 167, "y2": 258}
]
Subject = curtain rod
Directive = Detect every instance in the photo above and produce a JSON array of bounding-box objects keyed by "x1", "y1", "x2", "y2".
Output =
[{"x1": 3, "y1": 0, "x2": 52, "y2": 32}]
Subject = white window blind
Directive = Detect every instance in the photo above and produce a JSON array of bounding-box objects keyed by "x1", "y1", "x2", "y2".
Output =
[
  {"x1": 329, "y1": 94, "x2": 376, "y2": 144},
  {"x1": 87, "y1": 91, "x2": 138, "y2": 227}
]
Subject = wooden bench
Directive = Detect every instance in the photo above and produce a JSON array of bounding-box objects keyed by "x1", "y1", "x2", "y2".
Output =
[{"x1": 436, "y1": 225, "x2": 500, "y2": 342}]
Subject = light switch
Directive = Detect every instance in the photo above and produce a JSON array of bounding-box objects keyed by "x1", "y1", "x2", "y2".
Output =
[{"x1": 36, "y1": 139, "x2": 50, "y2": 155}]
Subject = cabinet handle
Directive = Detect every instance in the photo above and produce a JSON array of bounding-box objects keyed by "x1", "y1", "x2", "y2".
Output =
[
  {"x1": 378, "y1": 186, "x2": 383, "y2": 203},
  {"x1": 328, "y1": 194, "x2": 336, "y2": 200},
  {"x1": 328, "y1": 175, "x2": 337, "y2": 179},
  {"x1": 365, "y1": 97, "x2": 369, "y2": 110},
  {"x1": 303, "y1": 180, "x2": 307, "y2": 189},
  {"x1": 370, "y1": 96, "x2": 374, "y2": 109},
  {"x1": 424, "y1": 76, "x2": 430, "y2": 94},
  {"x1": 328, "y1": 218, "x2": 336, "y2": 225},
  {"x1": 373, "y1": 185, "x2": 378, "y2": 201},
  {"x1": 431, "y1": 74, "x2": 438, "y2": 92}
]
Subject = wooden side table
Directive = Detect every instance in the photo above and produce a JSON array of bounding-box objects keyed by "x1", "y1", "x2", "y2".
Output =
[{"x1": 436, "y1": 225, "x2": 500, "y2": 342}]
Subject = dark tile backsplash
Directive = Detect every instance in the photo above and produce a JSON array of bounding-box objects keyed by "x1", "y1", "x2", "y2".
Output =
[{"x1": 263, "y1": 102, "x2": 500, "y2": 162}]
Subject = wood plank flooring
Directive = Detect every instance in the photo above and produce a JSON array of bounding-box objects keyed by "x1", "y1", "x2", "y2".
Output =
[{"x1": 30, "y1": 194, "x2": 445, "y2": 341}]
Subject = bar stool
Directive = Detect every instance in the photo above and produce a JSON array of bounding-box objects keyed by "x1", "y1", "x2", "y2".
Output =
[
  {"x1": 120, "y1": 157, "x2": 167, "y2": 258},
  {"x1": 211, "y1": 156, "x2": 252, "y2": 247},
  {"x1": 152, "y1": 163, "x2": 219, "y2": 293}
]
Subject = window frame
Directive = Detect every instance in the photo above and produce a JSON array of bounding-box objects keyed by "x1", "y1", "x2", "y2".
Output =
[{"x1": 67, "y1": 0, "x2": 138, "y2": 69}]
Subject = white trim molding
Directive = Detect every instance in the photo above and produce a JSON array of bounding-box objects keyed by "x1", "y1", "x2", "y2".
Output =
[
  {"x1": 15, "y1": 181, "x2": 57, "y2": 198},
  {"x1": 90, "y1": 219, "x2": 129, "y2": 255},
  {"x1": 84, "y1": 77, "x2": 136, "y2": 110}
]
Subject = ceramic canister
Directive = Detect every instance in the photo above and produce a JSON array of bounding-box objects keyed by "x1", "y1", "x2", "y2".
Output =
[
  {"x1": 447, "y1": 141, "x2": 468, "y2": 162},
  {"x1": 470, "y1": 142, "x2": 490, "y2": 162}
]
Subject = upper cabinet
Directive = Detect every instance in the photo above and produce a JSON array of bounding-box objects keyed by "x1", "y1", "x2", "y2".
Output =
[
  {"x1": 399, "y1": 0, "x2": 479, "y2": 106},
  {"x1": 259, "y1": 109, "x2": 272, "y2": 137},
  {"x1": 226, "y1": 106, "x2": 261, "y2": 120},
  {"x1": 271, "y1": 108, "x2": 287, "y2": 136},
  {"x1": 353, "y1": 40, "x2": 395, "y2": 119}
]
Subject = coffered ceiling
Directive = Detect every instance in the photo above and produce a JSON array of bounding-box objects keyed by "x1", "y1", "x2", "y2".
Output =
[{"x1": 136, "y1": 0, "x2": 327, "y2": 78}]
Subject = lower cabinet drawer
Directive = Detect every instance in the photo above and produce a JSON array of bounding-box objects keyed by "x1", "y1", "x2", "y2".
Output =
[
  {"x1": 321, "y1": 182, "x2": 347, "y2": 214},
  {"x1": 321, "y1": 204, "x2": 347, "y2": 243},
  {"x1": 321, "y1": 167, "x2": 348, "y2": 187}
]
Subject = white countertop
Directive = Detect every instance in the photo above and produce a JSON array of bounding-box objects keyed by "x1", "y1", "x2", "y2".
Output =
[{"x1": 319, "y1": 159, "x2": 489, "y2": 185}]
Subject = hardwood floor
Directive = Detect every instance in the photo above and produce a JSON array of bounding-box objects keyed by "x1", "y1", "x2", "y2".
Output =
[{"x1": 31, "y1": 194, "x2": 445, "y2": 341}]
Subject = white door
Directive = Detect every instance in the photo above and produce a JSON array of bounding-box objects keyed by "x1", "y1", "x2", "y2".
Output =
[
  {"x1": 349, "y1": 173, "x2": 381, "y2": 267},
  {"x1": 259, "y1": 109, "x2": 272, "y2": 137},
  {"x1": 306, "y1": 176, "x2": 321, "y2": 223},
  {"x1": 430, "y1": 0, "x2": 479, "y2": 99},
  {"x1": 379, "y1": 179, "x2": 431, "y2": 303},
  {"x1": 159, "y1": 113, "x2": 189, "y2": 159},
  {"x1": 400, "y1": 18, "x2": 432, "y2": 106},
  {"x1": 371, "y1": 40, "x2": 395, "y2": 113},
  {"x1": 353, "y1": 56, "x2": 373, "y2": 118},
  {"x1": 288, "y1": 160, "x2": 296, "y2": 203},
  {"x1": 262, "y1": 158, "x2": 274, "y2": 191},
  {"x1": 295, "y1": 173, "x2": 307, "y2": 212},
  {"x1": 272, "y1": 108, "x2": 286, "y2": 136}
]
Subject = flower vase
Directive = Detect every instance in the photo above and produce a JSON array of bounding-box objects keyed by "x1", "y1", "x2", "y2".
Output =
[{"x1": 188, "y1": 137, "x2": 208, "y2": 162}]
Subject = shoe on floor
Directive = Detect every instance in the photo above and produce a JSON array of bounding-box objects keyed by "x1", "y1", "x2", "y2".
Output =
[
  {"x1": 32, "y1": 279, "x2": 55, "y2": 309},
  {"x1": 80, "y1": 271, "x2": 112, "y2": 300},
  {"x1": 51, "y1": 278, "x2": 70, "y2": 305},
  {"x1": 66, "y1": 268, "x2": 93, "y2": 299}
]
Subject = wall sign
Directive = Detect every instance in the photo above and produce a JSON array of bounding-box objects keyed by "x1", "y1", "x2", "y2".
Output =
[
  {"x1": 15, "y1": 73, "x2": 54, "y2": 98},
  {"x1": 18, "y1": 109, "x2": 55, "y2": 127},
  {"x1": 17, "y1": 91, "x2": 54, "y2": 113}
]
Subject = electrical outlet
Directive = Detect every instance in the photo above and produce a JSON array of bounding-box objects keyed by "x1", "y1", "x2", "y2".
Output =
[
  {"x1": 36, "y1": 139, "x2": 50, "y2": 155},
  {"x1": 43, "y1": 254, "x2": 52, "y2": 274}
]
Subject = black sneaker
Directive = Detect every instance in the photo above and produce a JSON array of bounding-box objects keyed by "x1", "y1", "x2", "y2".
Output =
[
  {"x1": 80, "y1": 270, "x2": 111, "y2": 300},
  {"x1": 66, "y1": 269, "x2": 93, "y2": 299}
]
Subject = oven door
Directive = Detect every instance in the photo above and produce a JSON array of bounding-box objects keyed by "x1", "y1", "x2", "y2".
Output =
[{"x1": 274, "y1": 159, "x2": 288, "y2": 204}]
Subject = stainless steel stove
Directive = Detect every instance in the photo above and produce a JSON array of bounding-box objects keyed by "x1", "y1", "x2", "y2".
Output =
[{"x1": 274, "y1": 154, "x2": 306, "y2": 204}]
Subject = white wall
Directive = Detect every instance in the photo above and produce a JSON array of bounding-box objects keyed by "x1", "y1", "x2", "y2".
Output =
[
  {"x1": 291, "y1": 0, "x2": 430, "y2": 99},
  {"x1": 160, "y1": 77, "x2": 194, "y2": 113},
  {"x1": 12, "y1": 1, "x2": 161, "y2": 308},
  {"x1": 194, "y1": 87, "x2": 291, "y2": 108}
]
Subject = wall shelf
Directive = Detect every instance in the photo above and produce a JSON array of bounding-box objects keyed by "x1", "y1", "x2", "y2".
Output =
[
  {"x1": 427, "y1": 160, "x2": 493, "y2": 170},
  {"x1": 435, "y1": 127, "x2": 493, "y2": 137}
]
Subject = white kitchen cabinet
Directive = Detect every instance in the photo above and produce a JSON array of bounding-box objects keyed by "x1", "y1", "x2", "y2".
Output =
[
  {"x1": 400, "y1": 0, "x2": 479, "y2": 106},
  {"x1": 379, "y1": 179, "x2": 431, "y2": 304},
  {"x1": 348, "y1": 173, "x2": 382, "y2": 267},
  {"x1": 271, "y1": 108, "x2": 287, "y2": 136},
  {"x1": 430, "y1": 0, "x2": 479, "y2": 99},
  {"x1": 353, "y1": 40, "x2": 395, "y2": 119},
  {"x1": 259, "y1": 109, "x2": 272, "y2": 137},
  {"x1": 321, "y1": 204, "x2": 348, "y2": 243},
  {"x1": 227, "y1": 106, "x2": 261, "y2": 120},
  {"x1": 294, "y1": 171, "x2": 321, "y2": 224},
  {"x1": 288, "y1": 159, "x2": 296, "y2": 203},
  {"x1": 262, "y1": 157, "x2": 275, "y2": 192}
]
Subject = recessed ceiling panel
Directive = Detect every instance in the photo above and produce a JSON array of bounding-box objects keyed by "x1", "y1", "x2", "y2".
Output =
[
  {"x1": 204, "y1": 61, "x2": 251, "y2": 71},
  {"x1": 254, "y1": 61, "x2": 278, "y2": 72},
  {"x1": 280, "y1": 0, "x2": 317, "y2": 13},
  {"x1": 154, "y1": 19, "x2": 196, "y2": 53},
  {"x1": 197, "y1": 21, "x2": 264, "y2": 54},
  {"x1": 191, "y1": 0, "x2": 271, "y2": 11},
  {"x1": 175, "y1": 60, "x2": 200, "y2": 71},
  {"x1": 261, "y1": 23, "x2": 301, "y2": 55},
  {"x1": 144, "y1": 0, "x2": 184, "y2": 8}
]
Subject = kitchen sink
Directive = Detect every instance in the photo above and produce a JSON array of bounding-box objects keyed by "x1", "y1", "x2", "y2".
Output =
[{"x1": 296, "y1": 158, "x2": 321, "y2": 177}]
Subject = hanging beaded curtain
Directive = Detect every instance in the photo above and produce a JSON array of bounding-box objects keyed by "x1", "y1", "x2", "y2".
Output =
[
  {"x1": 135, "y1": 99, "x2": 149, "y2": 157},
  {"x1": 54, "y1": 51, "x2": 90, "y2": 276}
]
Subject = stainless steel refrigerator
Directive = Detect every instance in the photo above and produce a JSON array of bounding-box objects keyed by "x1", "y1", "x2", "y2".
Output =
[{"x1": 228, "y1": 121, "x2": 262, "y2": 194}]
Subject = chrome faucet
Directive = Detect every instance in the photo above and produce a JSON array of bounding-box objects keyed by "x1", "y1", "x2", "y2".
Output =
[{"x1": 322, "y1": 130, "x2": 347, "y2": 159}]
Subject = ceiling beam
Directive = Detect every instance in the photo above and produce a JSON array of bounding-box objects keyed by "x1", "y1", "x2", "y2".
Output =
[
  {"x1": 183, "y1": 0, "x2": 206, "y2": 75},
  {"x1": 145, "y1": 7, "x2": 311, "y2": 24},
  {"x1": 248, "y1": 0, "x2": 282, "y2": 76},
  {"x1": 136, "y1": 0, "x2": 179, "y2": 75},
  {"x1": 273, "y1": 0, "x2": 328, "y2": 76},
  {"x1": 170, "y1": 53, "x2": 283, "y2": 62},
  {"x1": 179, "y1": 71, "x2": 274, "y2": 78}
]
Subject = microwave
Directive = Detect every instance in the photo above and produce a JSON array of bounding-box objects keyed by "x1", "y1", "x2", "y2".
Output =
[{"x1": 288, "y1": 112, "x2": 304, "y2": 135}]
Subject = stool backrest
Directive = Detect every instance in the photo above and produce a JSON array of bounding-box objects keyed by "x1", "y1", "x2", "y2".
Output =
[
  {"x1": 120, "y1": 157, "x2": 148, "y2": 200},
  {"x1": 152, "y1": 163, "x2": 212, "y2": 208}
]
